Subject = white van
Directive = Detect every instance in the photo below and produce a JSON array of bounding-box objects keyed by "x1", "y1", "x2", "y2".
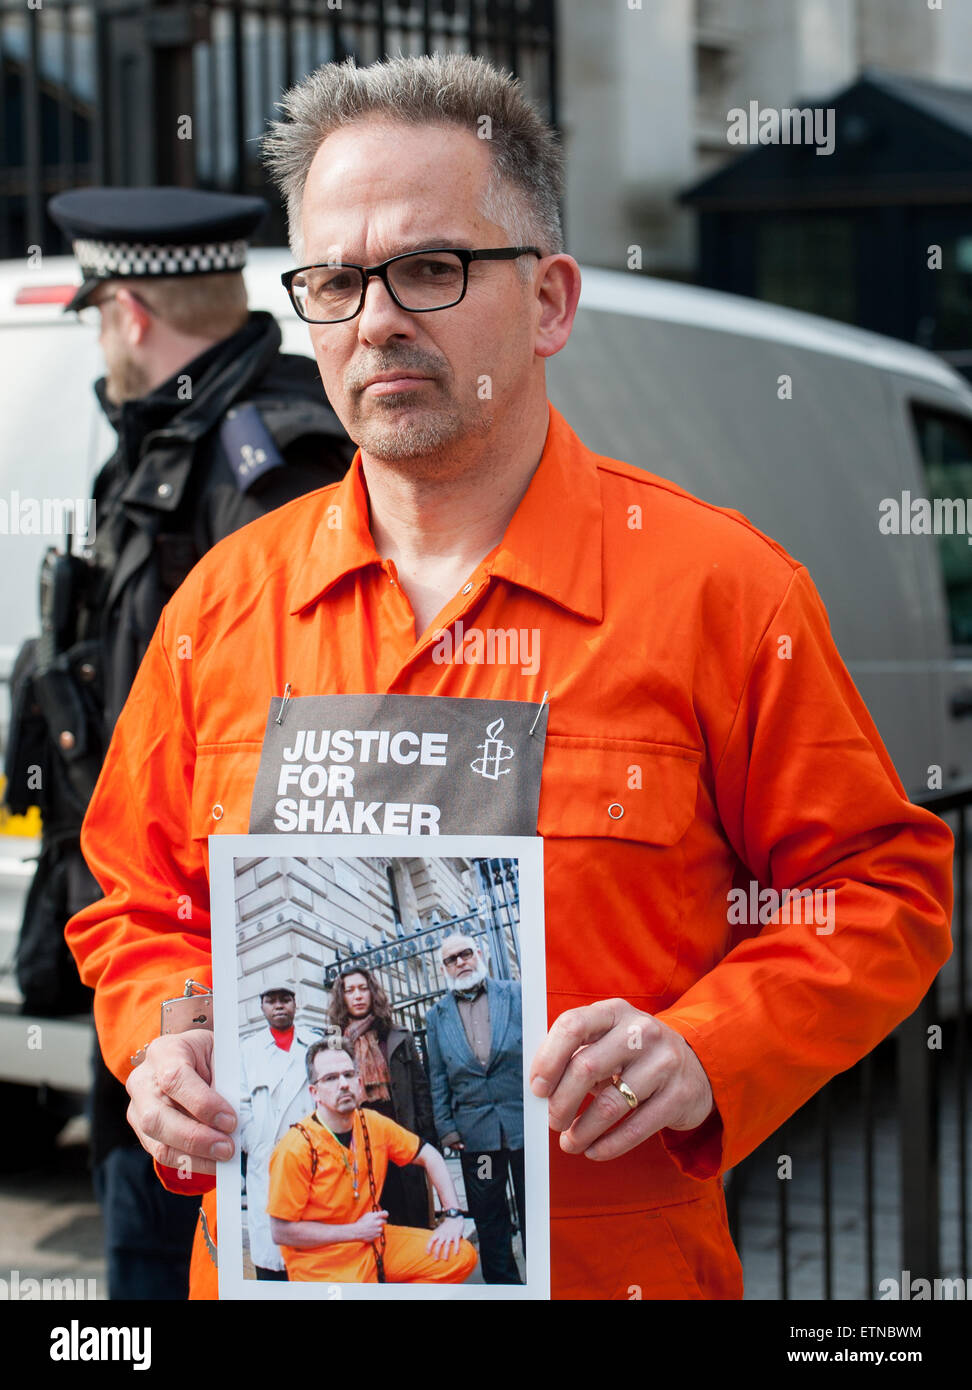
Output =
[
  {"x1": 1, "y1": 248, "x2": 969, "y2": 1096},
  {"x1": 548, "y1": 270, "x2": 972, "y2": 801}
]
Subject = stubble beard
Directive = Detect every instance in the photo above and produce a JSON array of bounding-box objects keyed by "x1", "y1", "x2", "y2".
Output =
[
  {"x1": 104, "y1": 343, "x2": 152, "y2": 405},
  {"x1": 350, "y1": 388, "x2": 493, "y2": 475}
]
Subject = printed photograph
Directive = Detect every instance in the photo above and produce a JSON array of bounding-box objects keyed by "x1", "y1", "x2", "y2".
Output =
[
  {"x1": 210, "y1": 834, "x2": 547, "y2": 1300},
  {"x1": 1, "y1": 0, "x2": 968, "y2": 1348}
]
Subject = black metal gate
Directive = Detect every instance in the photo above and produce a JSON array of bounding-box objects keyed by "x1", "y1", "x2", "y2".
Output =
[
  {"x1": 0, "y1": 0, "x2": 558, "y2": 261},
  {"x1": 726, "y1": 782, "x2": 971, "y2": 1299},
  {"x1": 323, "y1": 854, "x2": 520, "y2": 1060}
]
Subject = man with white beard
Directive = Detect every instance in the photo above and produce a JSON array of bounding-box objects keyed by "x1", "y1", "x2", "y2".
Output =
[{"x1": 424, "y1": 934, "x2": 524, "y2": 1284}]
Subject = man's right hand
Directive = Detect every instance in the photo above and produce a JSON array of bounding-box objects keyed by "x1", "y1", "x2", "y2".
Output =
[
  {"x1": 355, "y1": 1210, "x2": 389, "y2": 1243},
  {"x1": 126, "y1": 1029, "x2": 237, "y2": 1175}
]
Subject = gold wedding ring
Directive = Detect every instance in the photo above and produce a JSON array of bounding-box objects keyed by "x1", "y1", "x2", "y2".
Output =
[{"x1": 611, "y1": 1073, "x2": 639, "y2": 1110}]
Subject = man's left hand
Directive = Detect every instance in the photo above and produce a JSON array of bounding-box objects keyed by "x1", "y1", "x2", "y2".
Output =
[
  {"x1": 529, "y1": 999, "x2": 714, "y2": 1161},
  {"x1": 426, "y1": 1215, "x2": 465, "y2": 1261}
]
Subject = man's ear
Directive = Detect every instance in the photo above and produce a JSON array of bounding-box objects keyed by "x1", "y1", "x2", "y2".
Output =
[
  {"x1": 115, "y1": 286, "x2": 153, "y2": 345},
  {"x1": 533, "y1": 254, "x2": 581, "y2": 360}
]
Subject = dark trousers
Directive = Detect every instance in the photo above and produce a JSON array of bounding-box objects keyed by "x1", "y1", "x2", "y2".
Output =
[
  {"x1": 92, "y1": 1147, "x2": 201, "y2": 1300},
  {"x1": 380, "y1": 1155, "x2": 433, "y2": 1229},
  {"x1": 459, "y1": 1147, "x2": 525, "y2": 1284}
]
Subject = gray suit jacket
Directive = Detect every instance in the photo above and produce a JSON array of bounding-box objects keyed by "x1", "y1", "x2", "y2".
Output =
[{"x1": 425, "y1": 978, "x2": 523, "y2": 1152}]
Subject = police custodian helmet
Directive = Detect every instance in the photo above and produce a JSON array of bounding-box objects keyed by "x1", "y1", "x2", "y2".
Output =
[{"x1": 47, "y1": 186, "x2": 269, "y2": 314}]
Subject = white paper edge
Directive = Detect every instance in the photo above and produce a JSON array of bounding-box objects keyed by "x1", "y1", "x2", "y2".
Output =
[{"x1": 211, "y1": 832, "x2": 549, "y2": 1300}]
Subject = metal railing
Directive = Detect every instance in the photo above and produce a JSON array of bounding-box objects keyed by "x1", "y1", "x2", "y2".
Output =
[
  {"x1": 324, "y1": 855, "x2": 522, "y2": 1238},
  {"x1": 323, "y1": 855, "x2": 520, "y2": 1055},
  {"x1": 727, "y1": 782, "x2": 971, "y2": 1299},
  {"x1": 0, "y1": 0, "x2": 558, "y2": 261}
]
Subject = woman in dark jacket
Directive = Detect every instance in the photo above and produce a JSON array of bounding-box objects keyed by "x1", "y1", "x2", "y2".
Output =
[{"x1": 328, "y1": 966, "x2": 437, "y2": 1229}]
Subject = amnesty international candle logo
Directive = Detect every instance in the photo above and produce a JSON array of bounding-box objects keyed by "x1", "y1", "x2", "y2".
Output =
[
  {"x1": 248, "y1": 693, "x2": 548, "y2": 836},
  {"x1": 471, "y1": 718, "x2": 514, "y2": 780}
]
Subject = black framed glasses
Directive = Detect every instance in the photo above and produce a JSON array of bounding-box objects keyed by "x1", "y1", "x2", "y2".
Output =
[{"x1": 281, "y1": 246, "x2": 543, "y2": 324}]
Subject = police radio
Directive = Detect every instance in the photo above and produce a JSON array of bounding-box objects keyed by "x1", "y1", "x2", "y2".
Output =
[{"x1": 37, "y1": 522, "x2": 89, "y2": 670}]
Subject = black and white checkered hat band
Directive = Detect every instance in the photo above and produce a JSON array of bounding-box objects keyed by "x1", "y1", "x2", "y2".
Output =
[{"x1": 72, "y1": 237, "x2": 248, "y2": 278}]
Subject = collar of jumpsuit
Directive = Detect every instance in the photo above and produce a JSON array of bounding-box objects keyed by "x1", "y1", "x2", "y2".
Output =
[
  {"x1": 67, "y1": 398, "x2": 955, "y2": 1300},
  {"x1": 284, "y1": 401, "x2": 604, "y2": 633}
]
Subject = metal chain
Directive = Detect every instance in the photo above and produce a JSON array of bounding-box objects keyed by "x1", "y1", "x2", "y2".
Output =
[
  {"x1": 293, "y1": 1114, "x2": 384, "y2": 1281},
  {"x1": 198, "y1": 1206, "x2": 218, "y2": 1268},
  {"x1": 358, "y1": 1110, "x2": 386, "y2": 1283},
  {"x1": 291, "y1": 1122, "x2": 319, "y2": 1180}
]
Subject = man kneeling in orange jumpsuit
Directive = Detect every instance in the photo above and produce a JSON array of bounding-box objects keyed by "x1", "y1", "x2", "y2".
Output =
[{"x1": 268, "y1": 1040, "x2": 476, "y2": 1284}]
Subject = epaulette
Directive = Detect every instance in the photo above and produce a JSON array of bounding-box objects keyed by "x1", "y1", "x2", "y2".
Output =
[{"x1": 218, "y1": 401, "x2": 285, "y2": 492}]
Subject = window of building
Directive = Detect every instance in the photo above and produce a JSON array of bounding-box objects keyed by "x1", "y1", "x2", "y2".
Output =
[
  {"x1": 929, "y1": 233, "x2": 972, "y2": 351},
  {"x1": 755, "y1": 216, "x2": 857, "y2": 324}
]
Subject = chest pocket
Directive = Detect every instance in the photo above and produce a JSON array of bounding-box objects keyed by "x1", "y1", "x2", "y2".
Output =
[
  {"x1": 538, "y1": 735, "x2": 702, "y2": 1001},
  {"x1": 190, "y1": 744, "x2": 263, "y2": 853},
  {"x1": 538, "y1": 735, "x2": 701, "y2": 841}
]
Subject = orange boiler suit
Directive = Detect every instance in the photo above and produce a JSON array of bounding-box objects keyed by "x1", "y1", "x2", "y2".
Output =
[
  {"x1": 66, "y1": 403, "x2": 954, "y2": 1300},
  {"x1": 266, "y1": 1108, "x2": 476, "y2": 1284}
]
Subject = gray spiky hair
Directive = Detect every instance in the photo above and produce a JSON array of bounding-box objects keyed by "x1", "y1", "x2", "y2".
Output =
[{"x1": 261, "y1": 52, "x2": 564, "y2": 266}]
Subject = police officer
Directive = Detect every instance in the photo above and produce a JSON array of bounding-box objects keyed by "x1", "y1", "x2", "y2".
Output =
[{"x1": 3, "y1": 186, "x2": 354, "y2": 1298}]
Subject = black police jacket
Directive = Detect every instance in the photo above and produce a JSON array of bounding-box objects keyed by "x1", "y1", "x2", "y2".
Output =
[
  {"x1": 6, "y1": 309, "x2": 353, "y2": 1035},
  {"x1": 88, "y1": 308, "x2": 353, "y2": 732}
]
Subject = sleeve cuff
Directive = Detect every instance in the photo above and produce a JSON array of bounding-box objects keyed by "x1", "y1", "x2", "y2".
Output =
[
  {"x1": 439, "y1": 1131, "x2": 461, "y2": 1148},
  {"x1": 659, "y1": 1104, "x2": 726, "y2": 1181},
  {"x1": 154, "y1": 1157, "x2": 216, "y2": 1196}
]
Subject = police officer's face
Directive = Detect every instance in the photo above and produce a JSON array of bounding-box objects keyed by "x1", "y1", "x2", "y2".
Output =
[
  {"x1": 298, "y1": 118, "x2": 542, "y2": 469},
  {"x1": 91, "y1": 288, "x2": 152, "y2": 404}
]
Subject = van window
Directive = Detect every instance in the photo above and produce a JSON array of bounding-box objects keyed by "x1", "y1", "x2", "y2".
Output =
[{"x1": 912, "y1": 406, "x2": 972, "y2": 645}]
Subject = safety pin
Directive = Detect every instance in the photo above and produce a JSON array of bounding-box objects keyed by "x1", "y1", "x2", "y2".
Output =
[
  {"x1": 528, "y1": 689, "x2": 549, "y2": 736},
  {"x1": 275, "y1": 682, "x2": 292, "y2": 725}
]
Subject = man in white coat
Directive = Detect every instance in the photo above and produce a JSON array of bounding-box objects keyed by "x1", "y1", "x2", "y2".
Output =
[{"x1": 239, "y1": 985, "x2": 323, "y2": 1278}]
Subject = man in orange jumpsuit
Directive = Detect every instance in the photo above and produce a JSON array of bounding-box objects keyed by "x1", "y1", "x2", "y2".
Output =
[
  {"x1": 267, "y1": 1041, "x2": 475, "y2": 1284},
  {"x1": 66, "y1": 53, "x2": 953, "y2": 1300}
]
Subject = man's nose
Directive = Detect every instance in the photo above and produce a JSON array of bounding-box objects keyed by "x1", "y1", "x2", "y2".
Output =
[{"x1": 356, "y1": 273, "x2": 415, "y2": 346}]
